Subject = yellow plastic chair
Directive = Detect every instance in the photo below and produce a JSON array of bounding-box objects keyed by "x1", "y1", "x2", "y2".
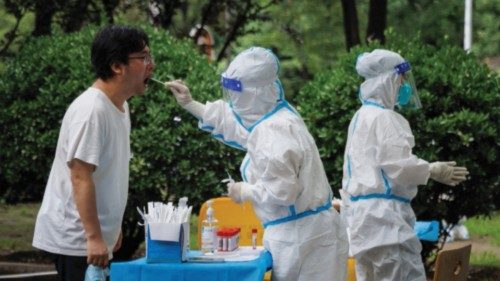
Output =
[
  {"x1": 198, "y1": 197, "x2": 271, "y2": 281},
  {"x1": 432, "y1": 242, "x2": 471, "y2": 281}
]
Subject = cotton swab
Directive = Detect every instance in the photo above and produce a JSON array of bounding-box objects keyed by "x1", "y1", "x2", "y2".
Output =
[{"x1": 150, "y1": 78, "x2": 165, "y2": 86}]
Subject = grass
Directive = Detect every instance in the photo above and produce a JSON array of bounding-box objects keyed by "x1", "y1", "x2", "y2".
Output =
[
  {"x1": 465, "y1": 212, "x2": 500, "y2": 246},
  {"x1": 465, "y1": 212, "x2": 500, "y2": 267},
  {"x1": 0, "y1": 203, "x2": 39, "y2": 255},
  {"x1": 0, "y1": 203, "x2": 201, "y2": 255},
  {"x1": 470, "y1": 252, "x2": 500, "y2": 268}
]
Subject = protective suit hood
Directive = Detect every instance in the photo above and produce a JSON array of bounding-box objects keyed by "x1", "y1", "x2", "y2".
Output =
[
  {"x1": 221, "y1": 47, "x2": 283, "y2": 128},
  {"x1": 356, "y1": 49, "x2": 405, "y2": 109}
]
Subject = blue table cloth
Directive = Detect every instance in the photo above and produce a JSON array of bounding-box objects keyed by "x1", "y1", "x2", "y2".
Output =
[{"x1": 110, "y1": 251, "x2": 273, "y2": 281}]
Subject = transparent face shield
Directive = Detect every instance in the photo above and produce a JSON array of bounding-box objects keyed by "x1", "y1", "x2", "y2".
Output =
[
  {"x1": 394, "y1": 62, "x2": 421, "y2": 110},
  {"x1": 221, "y1": 76, "x2": 242, "y2": 104}
]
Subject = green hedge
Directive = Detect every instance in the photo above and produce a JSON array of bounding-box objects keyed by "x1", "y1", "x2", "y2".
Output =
[
  {"x1": 0, "y1": 25, "x2": 243, "y2": 258},
  {"x1": 295, "y1": 32, "x2": 499, "y2": 266}
]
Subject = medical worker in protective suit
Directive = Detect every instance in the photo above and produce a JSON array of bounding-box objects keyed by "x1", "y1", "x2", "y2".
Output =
[
  {"x1": 340, "y1": 49, "x2": 469, "y2": 281},
  {"x1": 166, "y1": 47, "x2": 348, "y2": 281}
]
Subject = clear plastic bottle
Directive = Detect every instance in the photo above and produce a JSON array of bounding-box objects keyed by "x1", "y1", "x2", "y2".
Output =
[{"x1": 201, "y1": 200, "x2": 218, "y2": 254}]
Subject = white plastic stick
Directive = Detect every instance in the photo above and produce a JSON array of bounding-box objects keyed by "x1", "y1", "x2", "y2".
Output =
[{"x1": 150, "y1": 77, "x2": 165, "y2": 85}]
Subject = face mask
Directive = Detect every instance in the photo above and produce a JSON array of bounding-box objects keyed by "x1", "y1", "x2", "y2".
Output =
[{"x1": 397, "y1": 81, "x2": 413, "y2": 105}]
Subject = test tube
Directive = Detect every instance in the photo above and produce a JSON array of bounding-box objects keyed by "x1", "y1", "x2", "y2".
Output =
[{"x1": 251, "y1": 228, "x2": 257, "y2": 250}]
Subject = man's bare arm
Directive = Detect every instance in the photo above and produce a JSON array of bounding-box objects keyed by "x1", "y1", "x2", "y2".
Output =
[{"x1": 71, "y1": 159, "x2": 109, "y2": 267}]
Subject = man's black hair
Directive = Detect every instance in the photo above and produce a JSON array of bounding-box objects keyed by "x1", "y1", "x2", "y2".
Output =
[{"x1": 91, "y1": 25, "x2": 149, "y2": 80}]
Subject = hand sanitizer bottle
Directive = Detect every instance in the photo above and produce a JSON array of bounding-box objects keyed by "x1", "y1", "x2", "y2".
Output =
[{"x1": 201, "y1": 200, "x2": 218, "y2": 254}]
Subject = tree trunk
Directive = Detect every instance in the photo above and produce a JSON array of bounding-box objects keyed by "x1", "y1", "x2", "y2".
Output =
[
  {"x1": 102, "y1": 0, "x2": 120, "y2": 24},
  {"x1": 32, "y1": 0, "x2": 57, "y2": 36},
  {"x1": 61, "y1": 0, "x2": 91, "y2": 33},
  {"x1": 216, "y1": 0, "x2": 252, "y2": 62},
  {"x1": 366, "y1": 0, "x2": 387, "y2": 44},
  {"x1": 0, "y1": 11, "x2": 24, "y2": 55},
  {"x1": 216, "y1": 0, "x2": 275, "y2": 62},
  {"x1": 152, "y1": 0, "x2": 182, "y2": 29},
  {"x1": 340, "y1": 0, "x2": 361, "y2": 50}
]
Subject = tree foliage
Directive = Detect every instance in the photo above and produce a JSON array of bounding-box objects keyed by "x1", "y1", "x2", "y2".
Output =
[
  {"x1": 388, "y1": 0, "x2": 500, "y2": 58},
  {"x1": 294, "y1": 31, "x2": 499, "y2": 268},
  {"x1": 237, "y1": 0, "x2": 347, "y2": 95},
  {"x1": 157, "y1": 0, "x2": 277, "y2": 62},
  {"x1": 2, "y1": 0, "x2": 498, "y2": 73}
]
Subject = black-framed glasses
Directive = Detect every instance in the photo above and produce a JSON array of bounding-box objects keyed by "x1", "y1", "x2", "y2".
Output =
[{"x1": 129, "y1": 53, "x2": 154, "y2": 65}]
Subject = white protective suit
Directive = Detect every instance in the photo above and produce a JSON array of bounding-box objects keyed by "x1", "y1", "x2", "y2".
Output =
[
  {"x1": 340, "y1": 49, "x2": 429, "y2": 281},
  {"x1": 201, "y1": 47, "x2": 348, "y2": 281}
]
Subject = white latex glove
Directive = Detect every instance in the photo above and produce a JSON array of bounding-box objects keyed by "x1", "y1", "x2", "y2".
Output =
[
  {"x1": 165, "y1": 80, "x2": 205, "y2": 118},
  {"x1": 429, "y1": 161, "x2": 469, "y2": 186},
  {"x1": 227, "y1": 181, "x2": 243, "y2": 203},
  {"x1": 165, "y1": 80, "x2": 192, "y2": 106}
]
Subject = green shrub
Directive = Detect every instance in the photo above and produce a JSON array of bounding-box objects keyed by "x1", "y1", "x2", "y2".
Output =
[
  {"x1": 295, "y1": 32, "x2": 499, "y2": 267},
  {"x1": 0, "y1": 25, "x2": 243, "y2": 258}
]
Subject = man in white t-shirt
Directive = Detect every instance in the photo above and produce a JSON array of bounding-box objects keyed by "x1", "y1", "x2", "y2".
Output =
[{"x1": 33, "y1": 25, "x2": 155, "y2": 281}]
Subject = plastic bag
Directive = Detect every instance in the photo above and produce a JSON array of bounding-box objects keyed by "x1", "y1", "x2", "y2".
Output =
[{"x1": 84, "y1": 265, "x2": 109, "y2": 281}]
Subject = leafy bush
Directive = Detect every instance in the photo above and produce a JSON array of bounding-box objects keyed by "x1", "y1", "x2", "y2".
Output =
[
  {"x1": 294, "y1": 32, "x2": 499, "y2": 267},
  {"x1": 0, "y1": 25, "x2": 243, "y2": 258}
]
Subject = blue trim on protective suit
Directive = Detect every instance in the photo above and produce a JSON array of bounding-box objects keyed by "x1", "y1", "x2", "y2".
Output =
[
  {"x1": 228, "y1": 77, "x2": 291, "y2": 132},
  {"x1": 358, "y1": 88, "x2": 386, "y2": 109},
  {"x1": 350, "y1": 193, "x2": 411, "y2": 204},
  {"x1": 344, "y1": 104, "x2": 411, "y2": 203},
  {"x1": 381, "y1": 169, "x2": 392, "y2": 194},
  {"x1": 238, "y1": 99, "x2": 299, "y2": 188},
  {"x1": 245, "y1": 100, "x2": 297, "y2": 132},
  {"x1": 263, "y1": 200, "x2": 332, "y2": 228},
  {"x1": 227, "y1": 101, "x2": 247, "y2": 129},
  {"x1": 240, "y1": 156, "x2": 250, "y2": 182},
  {"x1": 200, "y1": 125, "x2": 246, "y2": 151},
  {"x1": 276, "y1": 80, "x2": 285, "y2": 100},
  {"x1": 352, "y1": 112, "x2": 360, "y2": 134},
  {"x1": 344, "y1": 155, "x2": 352, "y2": 189},
  {"x1": 344, "y1": 112, "x2": 359, "y2": 190},
  {"x1": 347, "y1": 156, "x2": 352, "y2": 179},
  {"x1": 362, "y1": 100, "x2": 385, "y2": 109},
  {"x1": 348, "y1": 169, "x2": 412, "y2": 202}
]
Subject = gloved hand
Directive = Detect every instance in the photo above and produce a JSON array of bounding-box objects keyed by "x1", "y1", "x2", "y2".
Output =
[
  {"x1": 166, "y1": 80, "x2": 192, "y2": 106},
  {"x1": 227, "y1": 181, "x2": 243, "y2": 203},
  {"x1": 429, "y1": 161, "x2": 469, "y2": 186}
]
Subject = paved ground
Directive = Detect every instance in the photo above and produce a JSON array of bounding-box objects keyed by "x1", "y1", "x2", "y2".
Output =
[{"x1": 469, "y1": 237, "x2": 500, "y2": 256}]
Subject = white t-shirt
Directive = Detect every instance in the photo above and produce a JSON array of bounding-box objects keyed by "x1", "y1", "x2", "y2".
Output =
[{"x1": 33, "y1": 87, "x2": 131, "y2": 257}]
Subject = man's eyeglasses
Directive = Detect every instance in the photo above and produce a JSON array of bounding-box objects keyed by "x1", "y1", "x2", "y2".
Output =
[{"x1": 129, "y1": 54, "x2": 154, "y2": 65}]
